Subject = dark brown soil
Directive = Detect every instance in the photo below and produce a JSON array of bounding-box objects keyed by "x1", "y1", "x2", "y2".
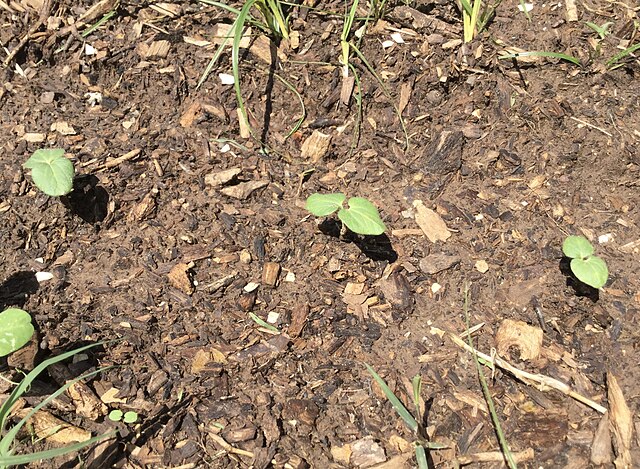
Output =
[{"x1": 1, "y1": 1, "x2": 639, "y2": 468}]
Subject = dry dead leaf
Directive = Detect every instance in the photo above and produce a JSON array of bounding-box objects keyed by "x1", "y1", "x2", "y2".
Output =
[
  {"x1": 495, "y1": 319, "x2": 543, "y2": 361},
  {"x1": 16, "y1": 409, "x2": 91, "y2": 444},
  {"x1": 413, "y1": 200, "x2": 451, "y2": 242}
]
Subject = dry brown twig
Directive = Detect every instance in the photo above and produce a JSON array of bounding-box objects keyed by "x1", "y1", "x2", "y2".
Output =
[{"x1": 432, "y1": 326, "x2": 608, "y2": 414}]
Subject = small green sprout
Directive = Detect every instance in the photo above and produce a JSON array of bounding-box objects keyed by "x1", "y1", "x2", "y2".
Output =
[
  {"x1": 0, "y1": 308, "x2": 34, "y2": 357},
  {"x1": 305, "y1": 193, "x2": 386, "y2": 236},
  {"x1": 23, "y1": 148, "x2": 74, "y2": 197},
  {"x1": 585, "y1": 21, "x2": 613, "y2": 40},
  {"x1": 562, "y1": 235, "x2": 608, "y2": 289},
  {"x1": 108, "y1": 410, "x2": 138, "y2": 424}
]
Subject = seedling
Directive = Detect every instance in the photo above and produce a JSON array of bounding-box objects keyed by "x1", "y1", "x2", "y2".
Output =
[
  {"x1": 305, "y1": 193, "x2": 386, "y2": 236},
  {"x1": 365, "y1": 364, "x2": 447, "y2": 468},
  {"x1": 562, "y1": 235, "x2": 608, "y2": 289},
  {"x1": 23, "y1": 148, "x2": 74, "y2": 197},
  {"x1": 108, "y1": 410, "x2": 138, "y2": 424},
  {"x1": 585, "y1": 21, "x2": 613, "y2": 41},
  {"x1": 0, "y1": 342, "x2": 114, "y2": 467},
  {"x1": 0, "y1": 308, "x2": 34, "y2": 358}
]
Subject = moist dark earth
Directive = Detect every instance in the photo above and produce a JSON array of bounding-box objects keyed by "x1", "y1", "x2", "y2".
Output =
[{"x1": 1, "y1": 0, "x2": 639, "y2": 468}]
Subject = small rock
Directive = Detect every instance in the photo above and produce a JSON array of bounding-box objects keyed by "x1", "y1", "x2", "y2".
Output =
[
  {"x1": 350, "y1": 436, "x2": 386, "y2": 467},
  {"x1": 475, "y1": 260, "x2": 489, "y2": 273}
]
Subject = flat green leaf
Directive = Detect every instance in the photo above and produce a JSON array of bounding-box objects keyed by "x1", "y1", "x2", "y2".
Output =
[
  {"x1": 562, "y1": 235, "x2": 594, "y2": 259},
  {"x1": 338, "y1": 197, "x2": 386, "y2": 235},
  {"x1": 305, "y1": 193, "x2": 345, "y2": 217},
  {"x1": 571, "y1": 256, "x2": 608, "y2": 289},
  {"x1": 0, "y1": 308, "x2": 34, "y2": 357},
  {"x1": 123, "y1": 411, "x2": 138, "y2": 424},
  {"x1": 108, "y1": 410, "x2": 123, "y2": 421},
  {"x1": 23, "y1": 148, "x2": 74, "y2": 196}
]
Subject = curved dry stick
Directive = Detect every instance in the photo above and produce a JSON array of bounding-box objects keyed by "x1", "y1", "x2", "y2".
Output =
[{"x1": 435, "y1": 327, "x2": 607, "y2": 414}]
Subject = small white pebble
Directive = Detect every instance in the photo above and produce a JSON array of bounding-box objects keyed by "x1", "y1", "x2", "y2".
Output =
[
  {"x1": 244, "y1": 282, "x2": 260, "y2": 292},
  {"x1": 219, "y1": 73, "x2": 234, "y2": 85},
  {"x1": 598, "y1": 233, "x2": 614, "y2": 244},
  {"x1": 431, "y1": 282, "x2": 442, "y2": 294},
  {"x1": 267, "y1": 311, "x2": 280, "y2": 324},
  {"x1": 35, "y1": 271, "x2": 54, "y2": 283},
  {"x1": 391, "y1": 32, "x2": 405, "y2": 44}
]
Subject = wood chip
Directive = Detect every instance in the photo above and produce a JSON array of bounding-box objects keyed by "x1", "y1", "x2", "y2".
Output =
[
  {"x1": 495, "y1": 319, "x2": 543, "y2": 361},
  {"x1": 204, "y1": 168, "x2": 241, "y2": 187},
  {"x1": 413, "y1": 200, "x2": 451, "y2": 242},
  {"x1": 67, "y1": 380, "x2": 108, "y2": 419},
  {"x1": 419, "y1": 253, "x2": 460, "y2": 274},
  {"x1": 301, "y1": 130, "x2": 332, "y2": 163},
  {"x1": 262, "y1": 262, "x2": 281, "y2": 287},
  {"x1": 167, "y1": 262, "x2": 194, "y2": 295},
  {"x1": 607, "y1": 373, "x2": 633, "y2": 468},
  {"x1": 591, "y1": 413, "x2": 613, "y2": 465},
  {"x1": 15, "y1": 409, "x2": 91, "y2": 444},
  {"x1": 220, "y1": 180, "x2": 269, "y2": 199}
]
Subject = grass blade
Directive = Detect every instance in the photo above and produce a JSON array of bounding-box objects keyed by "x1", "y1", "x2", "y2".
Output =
[
  {"x1": 233, "y1": 0, "x2": 257, "y2": 138},
  {"x1": 606, "y1": 42, "x2": 640, "y2": 67},
  {"x1": 349, "y1": 43, "x2": 410, "y2": 149},
  {"x1": 364, "y1": 363, "x2": 418, "y2": 433},
  {"x1": 272, "y1": 72, "x2": 306, "y2": 138},
  {"x1": 498, "y1": 50, "x2": 580, "y2": 65},
  {"x1": 463, "y1": 284, "x2": 517, "y2": 468},
  {"x1": 248, "y1": 312, "x2": 279, "y2": 333},
  {"x1": 415, "y1": 444, "x2": 429, "y2": 469},
  {"x1": 0, "y1": 432, "x2": 116, "y2": 466}
]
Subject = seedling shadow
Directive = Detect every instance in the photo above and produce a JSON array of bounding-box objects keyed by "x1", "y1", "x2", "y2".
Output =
[
  {"x1": 319, "y1": 219, "x2": 398, "y2": 263},
  {"x1": 62, "y1": 174, "x2": 110, "y2": 224},
  {"x1": 0, "y1": 271, "x2": 39, "y2": 309},
  {"x1": 559, "y1": 257, "x2": 599, "y2": 301}
]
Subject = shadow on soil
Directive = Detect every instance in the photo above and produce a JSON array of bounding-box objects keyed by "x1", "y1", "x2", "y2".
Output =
[
  {"x1": 559, "y1": 257, "x2": 600, "y2": 302},
  {"x1": 0, "y1": 271, "x2": 39, "y2": 309},
  {"x1": 319, "y1": 219, "x2": 398, "y2": 263},
  {"x1": 62, "y1": 174, "x2": 110, "y2": 224}
]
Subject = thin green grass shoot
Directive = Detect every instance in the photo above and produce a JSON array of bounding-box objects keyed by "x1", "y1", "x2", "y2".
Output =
[
  {"x1": 249, "y1": 312, "x2": 279, "y2": 333},
  {"x1": 364, "y1": 363, "x2": 447, "y2": 469},
  {"x1": 273, "y1": 71, "x2": 306, "y2": 138},
  {"x1": 349, "y1": 43, "x2": 410, "y2": 149},
  {"x1": 0, "y1": 342, "x2": 116, "y2": 467},
  {"x1": 347, "y1": 62, "x2": 363, "y2": 154},
  {"x1": 340, "y1": 0, "x2": 360, "y2": 78},
  {"x1": 463, "y1": 284, "x2": 517, "y2": 468},
  {"x1": 498, "y1": 50, "x2": 581, "y2": 66},
  {"x1": 606, "y1": 42, "x2": 640, "y2": 68}
]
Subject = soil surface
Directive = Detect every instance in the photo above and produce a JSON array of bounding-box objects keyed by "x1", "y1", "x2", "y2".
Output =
[{"x1": 1, "y1": 0, "x2": 639, "y2": 468}]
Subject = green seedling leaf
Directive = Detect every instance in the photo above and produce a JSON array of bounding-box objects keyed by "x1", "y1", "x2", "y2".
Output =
[
  {"x1": 338, "y1": 197, "x2": 386, "y2": 235},
  {"x1": 562, "y1": 235, "x2": 594, "y2": 259},
  {"x1": 23, "y1": 148, "x2": 74, "y2": 196},
  {"x1": 364, "y1": 363, "x2": 418, "y2": 433},
  {"x1": 108, "y1": 410, "x2": 123, "y2": 422},
  {"x1": 570, "y1": 256, "x2": 608, "y2": 289},
  {"x1": 248, "y1": 312, "x2": 279, "y2": 333},
  {"x1": 0, "y1": 308, "x2": 34, "y2": 357},
  {"x1": 305, "y1": 193, "x2": 346, "y2": 217},
  {"x1": 123, "y1": 411, "x2": 139, "y2": 424}
]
